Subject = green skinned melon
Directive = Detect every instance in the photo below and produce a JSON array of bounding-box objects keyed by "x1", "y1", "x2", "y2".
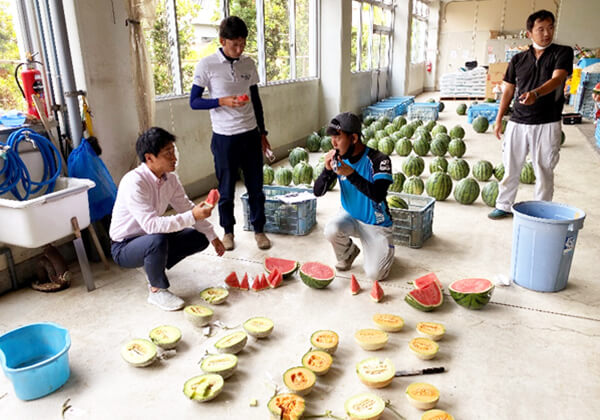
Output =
[
  {"x1": 473, "y1": 116, "x2": 489, "y2": 133},
  {"x1": 387, "y1": 195, "x2": 408, "y2": 209},
  {"x1": 292, "y1": 161, "x2": 313, "y2": 186},
  {"x1": 121, "y1": 339, "x2": 157, "y2": 367},
  {"x1": 243, "y1": 316, "x2": 274, "y2": 338},
  {"x1": 481, "y1": 180, "x2": 499, "y2": 207},
  {"x1": 299, "y1": 262, "x2": 336, "y2": 289},
  {"x1": 402, "y1": 155, "x2": 425, "y2": 177},
  {"x1": 214, "y1": 331, "x2": 248, "y2": 354},
  {"x1": 263, "y1": 164, "x2": 275, "y2": 185},
  {"x1": 454, "y1": 177, "x2": 480, "y2": 205},
  {"x1": 415, "y1": 130, "x2": 432, "y2": 143},
  {"x1": 394, "y1": 137, "x2": 412, "y2": 156},
  {"x1": 363, "y1": 115, "x2": 376, "y2": 126},
  {"x1": 449, "y1": 278, "x2": 494, "y2": 309},
  {"x1": 183, "y1": 373, "x2": 224, "y2": 402},
  {"x1": 472, "y1": 160, "x2": 493, "y2": 182},
  {"x1": 200, "y1": 287, "x2": 229, "y2": 305},
  {"x1": 184, "y1": 305, "x2": 214, "y2": 327},
  {"x1": 399, "y1": 124, "x2": 415, "y2": 139},
  {"x1": 393, "y1": 115, "x2": 407, "y2": 130},
  {"x1": 520, "y1": 161, "x2": 536, "y2": 184},
  {"x1": 375, "y1": 130, "x2": 387, "y2": 141},
  {"x1": 431, "y1": 124, "x2": 447, "y2": 136},
  {"x1": 449, "y1": 125, "x2": 465, "y2": 139},
  {"x1": 378, "y1": 137, "x2": 395, "y2": 155},
  {"x1": 200, "y1": 353, "x2": 238, "y2": 379},
  {"x1": 448, "y1": 158, "x2": 470, "y2": 181},
  {"x1": 149, "y1": 325, "x2": 182, "y2": 350},
  {"x1": 413, "y1": 138, "x2": 430, "y2": 156},
  {"x1": 425, "y1": 172, "x2": 453, "y2": 201},
  {"x1": 384, "y1": 124, "x2": 396, "y2": 136},
  {"x1": 388, "y1": 172, "x2": 406, "y2": 193},
  {"x1": 430, "y1": 138, "x2": 448, "y2": 157},
  {"x1": 456, "y1": 103, "x2": 467, "y2": 115},
  {"x1": 275, "y1": 167, "x2": 293, "y2": 186},
  {"x1": 310, "y1": 330, "x2": 339, "y2": 354},
  {"x1": 429, "y1": 157, "x2": 448, "y2": 174},
  {"x1": 306, "y1": 132, "x2": 321, "y2": 152},
  {"x1": 264, "y1": 257, "x2": 299, "y2": 278},
  {"x1": 448, "y1": 138, "x2": 466, "y2": 158},
  {"x1": 289, "y1": 147, "x2": 309, "y2": 168},
  {"x1": 320, "y1": 136, "x2": 333, "y2": 152},
  {"x1": 494, "y1": 163, "x2": 505, "y2": 181},
  {"x1": 424, "y1": 120, "x2": 436, "y2": 132},
  {"x1": 378, "y1": 116, "x2": 390, "y2": 126},
  {"x1": 302, "y1": 350, "x2": 333, "y2": 376},
  {"x1": 403, "y1": 176, "x2": 425, "y2": 195},
  {"x1": 367, "y1": 138, "x2": 379, "y2": 150},
  {"x1": 345, "y1": 393, "x2": 386, "y2": 420}
]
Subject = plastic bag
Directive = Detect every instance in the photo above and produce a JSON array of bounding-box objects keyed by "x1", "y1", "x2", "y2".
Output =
[{"x1": 68, "y1": 138, "x2": 117, "y2": 222}]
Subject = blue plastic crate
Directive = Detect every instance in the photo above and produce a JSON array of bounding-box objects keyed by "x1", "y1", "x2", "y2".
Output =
[
  {"x1": 380, "y1": 96, "x2": 415, "y2": 116},
  {"x1": 467, "y1": 103, "x2": 499, "y2": 123},
  {"x1": 407, "y1": 103, "x2": 439, "y2": 121},
  {"x1": 241, "y1": 185, "x2": 316, "y2": 235},
  {"x1": 362, "y1": 104, "x2": 397, "y2": 120},
  {"x1": 388, "y1": 192, "x2": 435, "y2": 248},
  {"x1": 596, "y1": 122, "x2": 600, "y2": 146},
  {"x1": 577, "y1": 58, "x2": 600, "y2": 69}
]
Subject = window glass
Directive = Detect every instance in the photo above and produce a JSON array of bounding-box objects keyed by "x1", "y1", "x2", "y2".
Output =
[
  {"x1": 295, "y1": 0, "x2": 311, "y2": 78},
  {"x1": 264, "y1": 0, "x2": 290, "y2": 82},
  {"x1": 228, "y1": 0, "x2": 258, "y2": 62},
  {"x1": 351, "y1": 1, "x2": 361, "y2": 72},
  {"x1": 360, "y1": 3, "x2": 370, "y2": 71},
  {"x1": 0, "y1": 0, "x2": 24, "y2": 110}
]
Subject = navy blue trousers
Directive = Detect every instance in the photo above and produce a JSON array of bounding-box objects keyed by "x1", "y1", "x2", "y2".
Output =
[
  {"x1": 211, "y1": 128, "x2": 265, "y2": 234},
  {"x1": 111, "y1": 229, "x2": 209, "y2": 289}
]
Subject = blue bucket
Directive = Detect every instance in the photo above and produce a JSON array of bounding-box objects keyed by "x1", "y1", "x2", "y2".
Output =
[
  {"x1": 511, "y1": 201, "x2": 586, "y2": 292},
  {"x1": 0, "y1": 322, "x2": 71, "y2": 400}
]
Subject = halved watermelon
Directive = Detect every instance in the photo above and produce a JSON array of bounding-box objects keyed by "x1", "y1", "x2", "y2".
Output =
[
  {"x1": 239, "y1": 273, "x2": 249, "y2": 291},
  {"x1": 224, "y1": 272, "x2": 239, "y2": 289},
  {"x1": 405, "y1": 281, "x2": 443, "y2": 312},
  {"x1": 299, "y1": 262, "x2": 335, "y2": 289},
  {"x1": 414, "y1": 272, "x2": 443, "y2": 290},
  {"x1": 350, "y1": 274, "x2": 361, "y2": 295},
  {"x1": 264, "y1": 257, "x2": 299, "y2": 279},
  {"x1": 449, "y1": 278, "x2": 494, "y2": 310},
  {"x1": 205, "y1": 189, "x2": 220, "y2": 207}
]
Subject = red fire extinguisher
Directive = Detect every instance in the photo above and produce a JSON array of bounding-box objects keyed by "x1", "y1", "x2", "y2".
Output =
[
  {"x1": 426, "y1": 62, "x2": 432, "y2": 73},
  {"x1": 15, "y1": 58, "x2": 47, "y2": 119}
]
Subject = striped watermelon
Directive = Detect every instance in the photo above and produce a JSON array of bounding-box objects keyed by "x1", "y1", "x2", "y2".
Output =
[
  {"x1": 391, "y1": 131, "x2": 404, "y2": 142},
  {"x1": 399, "y1": 124, "x2": 415, "y2": 139},
  {"x1": 415, "y1": 130, "x2": 432, "y2": 143},
  {"x1": 292, "y1": 162, "x2": 313, "y2": 185},
  {"x1": 275, "y1": 167, "x2": 293, "y2": 186},
  {"x1": 378, "y1": 116, "x2": 390, "y2": 126},
  {"x1": 300, "y1": 262, "x2": 336, "y2": 289},
  {"x1": 289, "y1": 147, "x2": 309, "y2": 168},
  {"x1": 393, "y1": 116, "x2": 407, "y2": 130},
  {"x1": 264, "y1": 257, "x2": 299, "y2": 278},
  {"x1": 412, "y1": 119, "x2": 423, "y2": 127},
  {"x1": 402, "y1": 155, "x2": 425, "y2": 177},
  {"x1": 520, "y1": 161, "x2": 536, "y2": 184},
  {"x1": 384, "y1": 124, "x2": 396, "y2": 136},
  {"x1": 448, "y1": 158, "x2": 470, "y2": 181},
  {"x1": 449, "y1": 278, "x2": 494, "y2": 310},
  {"x1": 405, "y1": 280, "x2": 444, "y2": 312},
  {"x1": 449, "y1": 125, "x2": 465, "y2": 139},
  {"x1": 424, "y1": 120, "x2": 437, "y2": 132},
  {"x1": 448, "y1": 138, "x2": 466, "y2": 158},
  {"x1": 454, "y1": 177, "x2": 480, "y2": 204},
  {"x1": 412, "y1": 138, "x2": 430, "y2": 156},
  {"x1": 431, "y1": 124, "x2": 447, "y2": 136},
  {"x1": 395, "y1": 138, "x2": 412, "y2": 156},
  {"x1": 472, "y1": 160, "x2": 493, "y2": 182},
  {"x1": 263, "y1": 164, "x2": 275, "y2": 185},
  {"x1": 306, "y1": 132, "x2": 321, "y2": 152},
  {"x1": 367, "y1": 138, "x2": 379, "y2": 150},
  {"x1": 320, "y1": 136, "x2": 333, "y2": 152},
  {"x1": 434, "y1": 132, "x2": 451, "y2": 145},
  {"x1": 403, "y1": 176, "x2": 424, "y2": 195},
  {"x1": 375, "y1": 130, "x2": 387, "y2": 141},
  {"x1": 494, "y1": 163, "x2": 505, "y2": 181},
  {"x1": 429, "y1": 157, "x2": 448, "y2": 174},
  {"x1": 429, "y1": 138, "x2": 448, "y2": 157},
  {"x1": 378, "y1": 137, "x2": 395, "y2": 155},
  {"x1": 387, "y1": 195, "x2": 408, "y2": 209},
  {"x1": 481, "y1": 181, "x2": 499, "y2": 207},
  {"x1": 389, "y1": 172, "x2": 406, "y2": 193},
  {"x1": 456, "y1": 103, "x2": 467, "y2": 115},
  {"x1": 425, "y1": 172, "x2": 453, "y2": 201},
  {"x1": 363, "y1": 115, "x2": 376, "y2": 126},
  {"x1": 472, "y1": 116, "x2": 489, "y2": 133}
]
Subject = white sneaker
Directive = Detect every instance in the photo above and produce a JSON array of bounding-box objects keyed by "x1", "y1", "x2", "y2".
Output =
[{"x1": 147, "y1": 289, "x2": 185, "y2": 311}]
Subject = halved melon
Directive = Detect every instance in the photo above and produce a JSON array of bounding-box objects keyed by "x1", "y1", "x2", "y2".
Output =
[
  {"x1": 200, "y1": 353, "x2": 238, "y2": 379},
  {"x1": 214, "y1": 331, "x2": 248, "y2": 354},
  {"x1": 264, "y1": 257, "x2": 299, "y2": 278},
  {"x1": 356, "y1": 357, "x2": 395, "y2": 388},
  {"x1": 406, "y1": 382, "x2": 439, "y2": 410},
  {"x1": 183, "y1": 373, "x2": 224, "y2": 402},
  {"x1": 300, "y1": 262, "x2": 336, "y2": 289},
  {"x1": 301, "y1": 350, "x2": 333, "y2": 376},
  {"x1": 310, "y1": 330, "x2": 339, "y2": 354},
  {"x1": 372, "y1": 313, "x2": 404, "y2": 332},
  {"x1": 243, "y1": 316, "x2": 274, "y2": 338},
  {"x1": 149, "y1": 325, "x2": 182, "y2": 350},
  {"x1": 409, "y1": 337, "x2": 439, "y2": 360},
  {"x1": 421, "y1": 409, "x2": 455, "y2": 420},
  {"x1": 416, "y1": 322, "x2": 445, "y2": 341},
  {"x1": 121, "y1": 339, "x2": 157, "y2": 367},
  {"x1": 200, "y1": 287, "x2": 229, "y2": 305},
  {"x1": 283, "y1": 366, "x2": 316, "y2": 396},
  {"x1": 267, "y1": 393, "x2": 306, "y2": 420},
  {"x1": 344, "y1": 392, "x2": 386, "y2": 420},
  {"x1": 355, "y1": 329, "x2": 388, "y2": 351},
  {"x1": 449, "y1": 278, "x2": 494, "y2": 310},
  {"x1": 184, "y1": 305, "x2": 214, "y2": 327}
]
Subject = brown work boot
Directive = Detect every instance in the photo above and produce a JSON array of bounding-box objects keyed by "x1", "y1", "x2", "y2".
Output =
[
  {"x1": 255, "y1": 233, "x2": 271, "y2": 250},
  {"x1": 222, "y1": 233, "x2": 234, "y2": 251},
  {"x1": 335, "y1": 244, "x2": 360, "y2": 271}
]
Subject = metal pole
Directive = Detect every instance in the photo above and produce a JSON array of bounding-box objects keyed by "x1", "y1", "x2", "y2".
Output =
[{"x1": 47, "y1": 0, "x2": 82, "y2": 147}]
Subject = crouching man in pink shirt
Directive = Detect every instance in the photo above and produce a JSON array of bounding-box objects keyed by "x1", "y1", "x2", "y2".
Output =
[{"x1": 110, "y1": 127, "x2": 225, "y2": 311}]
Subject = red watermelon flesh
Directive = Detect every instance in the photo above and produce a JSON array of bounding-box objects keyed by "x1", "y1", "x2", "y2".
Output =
[
  {"x1": 301, "y1": 262, "x2": 334, "y2": 279},
  {"x1": 405, "y1": 281, "x2": 443, "y2": 311},
  {"x1": 350, "y1": 274, "x2": 361, "y2": 295},
  {"x1": 205, "y1": 189, "x2": 220, "y2": 207},
  {"x1": 224, "y1": 272, "x2": 239, "y2": 289},
  {"x1": 370, "y1": 280, "x2": 384, "y2": 302},
  {"x1": 239, "y1": 273, "x2": 249, "y2": 290},
  {"x1": 450, "y1": 278, "x2": 492, "y2": 293},
  {"x1": 269, "y1": 270, "x2": 283, "y2": 288},
  {"x1": 414, "y1": 272, "x2": 442, "y2": 290},
  {"x1": 259, "y1": 273, "x2": 269, "y2": 290},
  {"x1": 264, "y1": 257, "x2": 299, "y2": 278},
  {"x1": 251, "y1": 275, "x2": 261, "y2": 291}
]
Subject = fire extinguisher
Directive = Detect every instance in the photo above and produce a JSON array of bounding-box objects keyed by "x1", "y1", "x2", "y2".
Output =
[
  {"x1": 426, "y1": 62, "x2": 432, "y2": 73},
  {"x1": 15, "y1": 57, "x2": 47, "y2": 119}
]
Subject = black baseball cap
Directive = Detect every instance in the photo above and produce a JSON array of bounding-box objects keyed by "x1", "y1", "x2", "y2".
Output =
[{"x1": 326, "y1": 112, "x2": 362, "y2": 137}]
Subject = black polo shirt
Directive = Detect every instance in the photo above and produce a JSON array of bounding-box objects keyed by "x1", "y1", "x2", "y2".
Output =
[{"x1": 504, "y1": 44, "x2": 573, "y2": 124}]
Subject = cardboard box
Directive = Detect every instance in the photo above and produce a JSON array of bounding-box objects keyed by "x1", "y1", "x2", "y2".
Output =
[{"x1": 486, "y1": 62, "x2": 509, "y2": 99}]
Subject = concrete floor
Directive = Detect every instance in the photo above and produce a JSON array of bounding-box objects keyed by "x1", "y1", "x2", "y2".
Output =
[{"x1": 1, "y1": 97, "x2": 599, "y2": 420}]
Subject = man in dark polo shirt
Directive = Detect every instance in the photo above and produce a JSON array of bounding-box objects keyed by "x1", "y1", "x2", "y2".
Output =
[{"x1": 489, "y1": 9, "x2": 573, "y2": 219}]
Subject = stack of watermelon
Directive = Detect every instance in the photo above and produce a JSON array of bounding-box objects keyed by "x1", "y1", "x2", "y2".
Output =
[{"x1": 405, "y1": 273, "x2": 444, "y2": 312}]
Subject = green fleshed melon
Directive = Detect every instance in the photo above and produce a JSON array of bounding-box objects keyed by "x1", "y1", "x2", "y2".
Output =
[
  {"x1": 292, "y1": 161, "x2": 313, "y2": 185},
  {"x1": 263, "y1": 164, "x2": 275, "y2": 185},
  {"x1": 449, "y1": 278, "x2": 494, "y2": 309},
  {"x1": 448, "y1": 158, "x2": 470, "y2": 181},
  {"x1": 431, "y1": 124, "x2": 447, "y2": 136},
  {"x1": 264, "y1": 257, "x2": 299, "y2": 278},
  {"x1": 429, "y1": 138, "x2": 448, "y2": 157},
  {"x1": 473, "y1": 116, "x2": 489, "y2": 133},
  {"x1": 121, "y1": 339, "x2": 157, "y2": 367},
  {"x1": 456, "y1": 103, "x2": 467, "y2": 115},
  {"x1": 454, "y1": 177, "x2": 480, "y2": 205},
  {"x1": 214, "y1": 331, "x2": 248, "y2": 354},
  {"x1": 320, "y1": 136, "x2": 333, "y2": 152},
  {"x1": 394, "y1": 137, "x2": 412, "y2": 156},
  {"x1": 345, "y1": 393, "x2": 385, "y2": 420},
  {"x1": 449, "y1": 125, "x2": 465, "y2": 139},
  {"x1": 413, "y1": 138, "x2": 430, "y2": 156},
  {"x1": 403, "y1": 176, "x2": 425, "y2": 195},
  {"x1": 200, "y1": 353, "x2": 238, "y2": 379},
  {"x1": 405, "y1": 281, "x2": 443, "y2": 312},
  {"x1": 289, "y1": 147, "x2": 309, "y2": 168},
  {"x1": 275, "y1": 167, "x2": 293, "y2": 186},
  {"x1": 472, "y1": 160, "x2": 493, "y2": 182},
  {"x1": 448, "y1": 138, "x2": 466, "y2": 158},
  {"x1": 149, "y1": 325, "x2": 181, "y2": 350},
  {"x1": 388, "y1": 172, "x2": 406, "y2": 193},
  {"x1": 306, "y1": 132, "x2": 321, "y2": 152},
  {"x1": 378, "y1": 137, "x2": 395, "y2": 155},
  {"x1": 356, "y1": 357, "x2": 395, "y2": 389},
  {"x1": 402, "y1": 155, "x2": 425, "y2": 177},
  {"x1": 299, "y1": 262, "x2": 336, "y2": 289},
  {"x1": 494, "y1": 163, "x2": 505, "y2": 181},
  {"x1": 268, "y1": 393, "x2": 305, "y2": 420},
  {"x1": 183, "y1": 374, "x2": 224, "y2": 402},
  {"x1": 481, "y1": 180, "x2": 499, "y2": 207},
  {"x1": 520, "y1": 161, "x2": 536, "y2": 184},
  {"x1": 429, "y1": 157, "x2": 448, "y2": 173},
  {"x1": 425, "y1": 172, "x2": 453, "y2": 201},
  {"x1": 387, "y1": 195, "x2": 408, "y2": 209},
  {"x1": 243, "y1": 316, "x2": 274, "y2": 338}
]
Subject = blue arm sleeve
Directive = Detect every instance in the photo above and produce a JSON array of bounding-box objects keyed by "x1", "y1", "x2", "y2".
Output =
[
  {"x1": 250, "y1": 85, "x2": 267, "y2": 134},
  {"x1": 190, "y1": 85, "x2": 220, "y2": 110}
]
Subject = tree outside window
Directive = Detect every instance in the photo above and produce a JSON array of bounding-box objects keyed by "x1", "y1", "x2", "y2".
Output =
[
  {"x1": 0, "y1": 0, "x2": 25, "y2": 110},
  {"x1": 351, "y1": 0, "x2": 392, "y2": 72}
]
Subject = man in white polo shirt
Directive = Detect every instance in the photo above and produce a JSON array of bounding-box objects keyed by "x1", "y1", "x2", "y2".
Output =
[{"x1": 190, "y1": 16, "x2": 271, "y2": 251}]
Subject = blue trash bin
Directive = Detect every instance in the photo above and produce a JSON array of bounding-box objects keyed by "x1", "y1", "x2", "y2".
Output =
[{"x1": 511, "y1": 201, "x2": 586, "y2": 292}]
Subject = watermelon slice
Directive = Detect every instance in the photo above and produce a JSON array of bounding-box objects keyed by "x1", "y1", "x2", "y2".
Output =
[
  {"x1": 251, "y1": 275, "x2": 261, "y2": 292},
  {"x1": 299, "y1": 262, "x2": 335, "y2": 289},
  {"x1": 259, "y1": 273, "x2": 269, "y2": 291},
  {"x1": 264, "y1": 257, "x2": 299, "y2": 279},
  {"x1": 405, "y1": 281, "x2": 443, "y2": 312},
  {"x1": 224, "y1": 272, "x2": 239, "y2": 289},
  {"x1": 267, "y1": 268, "x2": 283, "y2": 288},
  {"x1": 413, "y1": 272, "x2": 443, "y2": 290},
  {"x1": 449, "y1": 278, "x2": 494, "y2": 310},
  {"x1": 239, "y1": 273, "x2": 249, "y2": 291},
  {"x1": 204, "y1": 189, "x2": 220, "y2": 208},
  {"x1": 350, "y1": 274, "x2": 361, "y2": 295},
  {"x1": 370, "y1": 280, "x2": 384, "y2": 302}
]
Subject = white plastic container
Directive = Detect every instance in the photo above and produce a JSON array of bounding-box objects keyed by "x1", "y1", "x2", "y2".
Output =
[{"x1": 0, "y1": 177, "x2": 95, "y2": 248}]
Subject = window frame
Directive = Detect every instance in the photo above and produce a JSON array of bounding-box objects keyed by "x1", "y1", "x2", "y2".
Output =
[
  {"x1": 351, "y1": 0, "x2": 393, "y2": 74},
  {"x1": 410, "y1": 0, "x2": 429, "y2": 65}
]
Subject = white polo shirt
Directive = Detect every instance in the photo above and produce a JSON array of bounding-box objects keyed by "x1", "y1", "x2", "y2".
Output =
[{"x1": 193, "y1": 50, "x2": 260, "y2": 136}]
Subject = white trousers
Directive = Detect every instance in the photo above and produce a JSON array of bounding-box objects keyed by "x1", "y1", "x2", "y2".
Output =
[
  {"x1": 324, "y1": 210, "x2": 395, "y2": 281},
  {"x1": 496, "y1": 121, "x2": 561, "y2": 212}
]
